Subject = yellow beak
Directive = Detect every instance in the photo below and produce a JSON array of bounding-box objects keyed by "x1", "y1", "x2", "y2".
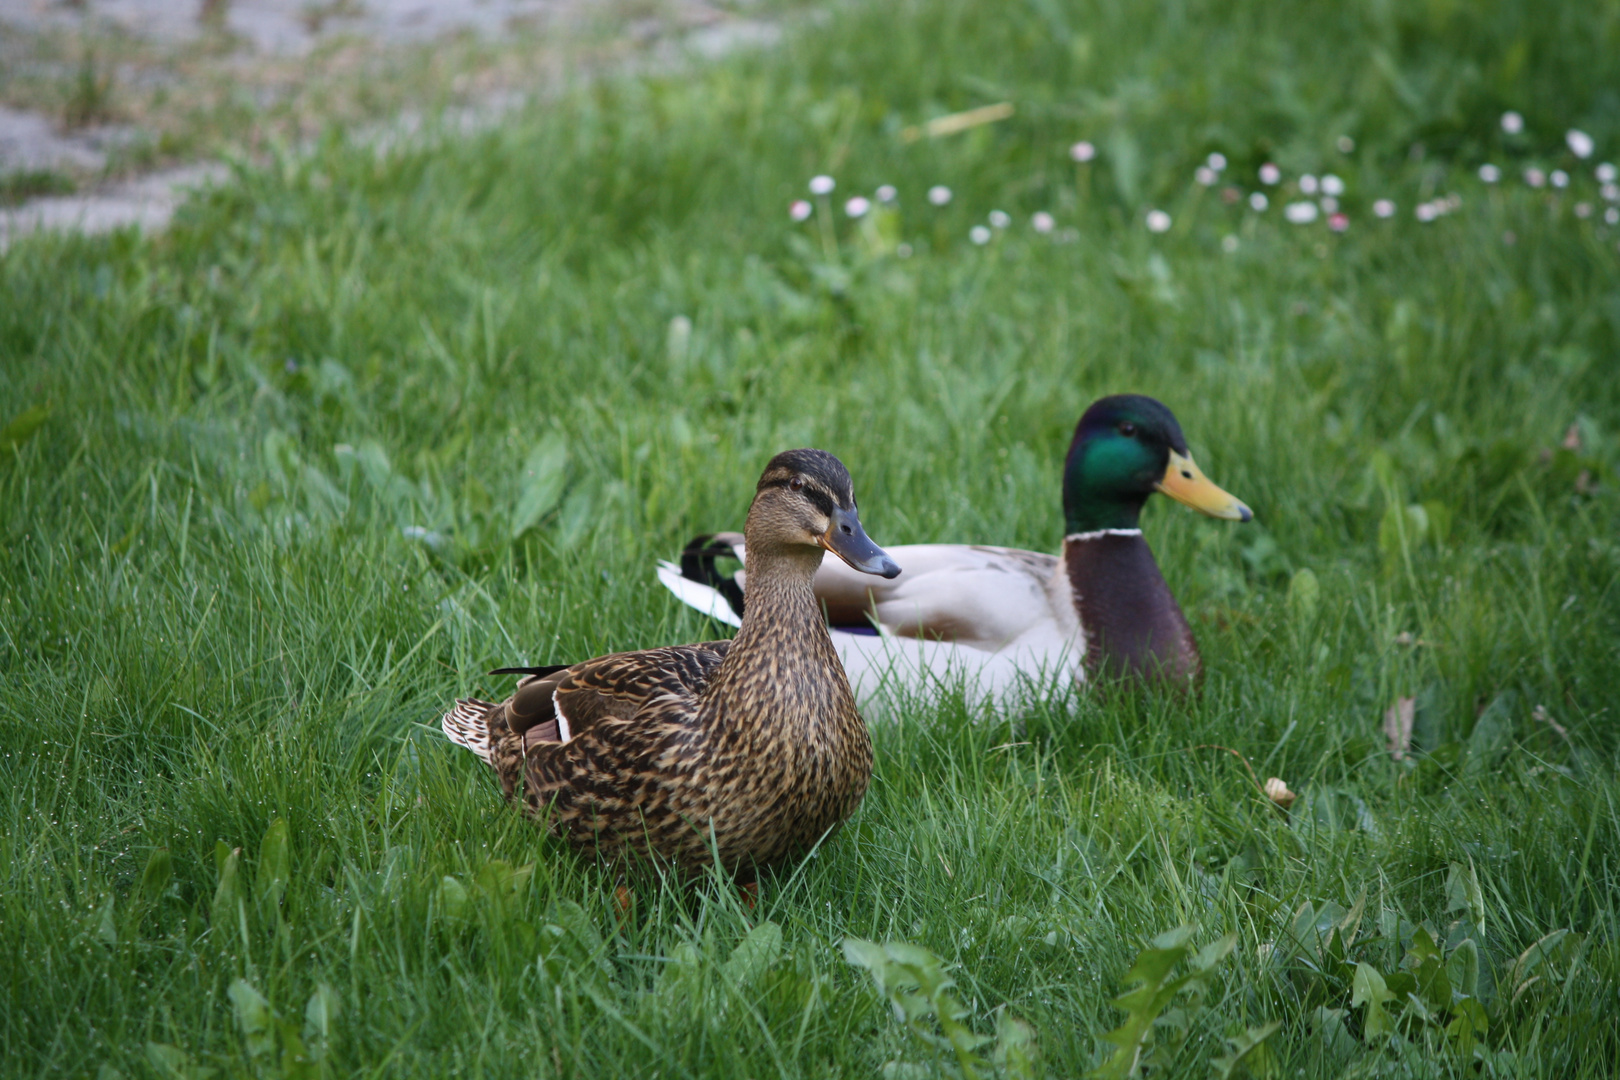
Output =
[{"x1": 1155, "y1": 450, "x2": 1252, "y2": 521}]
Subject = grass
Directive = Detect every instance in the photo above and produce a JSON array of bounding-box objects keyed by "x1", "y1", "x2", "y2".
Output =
[{"x1": 3, "y1": 0, "x2": 1620, "y2": 1076}]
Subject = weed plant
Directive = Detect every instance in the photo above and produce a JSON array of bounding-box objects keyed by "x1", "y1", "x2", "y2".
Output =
[{"x1": 2, "y1": 0, "x2": 1618, "y2": 1076}]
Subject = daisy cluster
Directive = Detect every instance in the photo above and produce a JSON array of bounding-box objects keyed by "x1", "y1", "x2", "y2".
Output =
[{"x1": 787, "y1": 113, "x2": 1618, "y2": 254}]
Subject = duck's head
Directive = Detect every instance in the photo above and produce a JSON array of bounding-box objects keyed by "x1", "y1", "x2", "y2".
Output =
[
  {"x1": 746, "y1": 449, "x2": 902, "y2": 578},
  {"x1": 1062, "y1": 395, "x2": 1252, "y2": 534}
]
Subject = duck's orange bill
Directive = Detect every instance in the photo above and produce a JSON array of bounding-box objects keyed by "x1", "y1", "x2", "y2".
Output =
[{"x1": 1155, "y1": 450, "x2": 1252, "y2": 522}]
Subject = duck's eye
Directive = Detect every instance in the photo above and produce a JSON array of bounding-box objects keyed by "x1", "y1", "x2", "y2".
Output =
[
  {"x1": 789, "y1": 477, "x2": 805, "y2": 492},
  {"x1": 1119, "y1": 422, "x2": 1137, "y2": 437}
]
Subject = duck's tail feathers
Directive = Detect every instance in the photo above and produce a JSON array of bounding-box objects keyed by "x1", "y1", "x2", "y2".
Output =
[
  {"x1": 441, "y1": 698, "x2": 499, "y2": 763},
  {"x1": 656, "y1": 533, "x2": 746, "y2": 628}
]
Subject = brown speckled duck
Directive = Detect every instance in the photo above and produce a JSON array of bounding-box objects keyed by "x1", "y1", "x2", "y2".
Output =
[
  {"x1": 440, "y1": 449, "x2": 900, "y2": 881},
  {"x1": 659, "y1": 396, "x2": 1250, "y2": 706}
]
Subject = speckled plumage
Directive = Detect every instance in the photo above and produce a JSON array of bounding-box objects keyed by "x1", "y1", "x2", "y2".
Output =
[{"x1": 441, "y1": 449, "x2": 893, "y2": 880}]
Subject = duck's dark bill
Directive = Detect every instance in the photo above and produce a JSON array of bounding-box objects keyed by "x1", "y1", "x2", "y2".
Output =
[
  {"x1": 1154, "y1": 450, "x2": 1253, "y2": 522},
  {"x1": 819, "y1": 507, "x2": 902, "y2": 578}
]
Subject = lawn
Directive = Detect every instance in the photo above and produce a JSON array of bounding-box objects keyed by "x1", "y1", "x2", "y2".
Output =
[{"x1": 3, "y1": 0, "x2": 1619, "y2": 1076}]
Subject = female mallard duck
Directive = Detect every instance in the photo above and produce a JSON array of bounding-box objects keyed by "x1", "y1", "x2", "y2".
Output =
[
  {"x1": 441, "y1": 449, "x2": 900, "y2": 880},
  {"x1": 659, "y1": 396, "x2": 1250, "y2": 706}
]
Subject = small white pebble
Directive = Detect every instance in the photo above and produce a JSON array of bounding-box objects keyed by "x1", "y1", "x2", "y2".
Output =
[
  {"x1": 1259, "y1": 163, "x2": 1280, "y2": 185},
  {"x1": 789, "y1": 199, "x2": 812, "y2": 222},
  {"x1": 809, "y1": 175, "x2": 835, "y2": 195},
  {"x1": 1221, "y1": 234, "x2": 1239, "y2": 252},
  {"x1": 845, "y1": 196, "x2": 870, "y2": 218},
  {"x1": 1031, "y1": 211, "x2": 1055, "y2": 234},
  {"x1": 1373, "y1": 198, "x2": 1396, "y2": 218},
  {"x1": 1479, "y1": 163, "x2": 1501, "y2": 183},
  {"x1": 1195, "y1": 166, "x2": 1218, "y2": 186},
  {"x1": 1249, "y1": 191, "x2": 1269, "y2": 211},
  {"x1": 928, "y1": 185, "x2": 952, "y2": 206},
  {"x1": 1501, "y1": 111, "x2": 1524, "y2": 135},
  {"x1": 969, "y1": 225, "x2": 992, "y2": 245},
  {"x1": 1567, "y1": 129, "x2": 1595, "y2": 159},
  {"x1": 1070, "y1": 141, "x2": 1096, "y2": 163},
  {"x1": 1284, "y1": 201, "x2": 1318, "y2": 224},
  {"x1": 1299, "y1": 174, "x2": 1319, "y2": 195},
  {"x1": 1207, "y1": 152, "x2": 1227, "y2": 171},
  {"x1": 875, "y1": 184, "x2": 898, "y2": 203},
  {"x1": 1321, "y1": 174, "x2": 1344, "y2": 196},
  {"x1": 1145, "y1": 209, "x2": 1172, "y2": 233},
  {"x1": 988, "y1": 209, "x2": 1011, "y2": 228}
]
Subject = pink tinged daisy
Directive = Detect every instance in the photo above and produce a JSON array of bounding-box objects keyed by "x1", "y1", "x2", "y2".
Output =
[
  {"x1": 845, "y1": 196, "x2": 870, "y2": 218},
  {"x1": 1284, "y1": 201, "x2": 1318, "y2": 224},
  {"x1": 1329, "y1": 212, "x2": 1349, "y2": 232},
  {"x1": 1195, "y1": 166, "x2": 1218, "y2": 186},
  {"x1": 1373, "y1": 199, "x2": 1396, "y2": 218},
  {"x1": 1567, "y1": 130, "x2": 1595, "y2": 159},
  {"x1": 1321, "y1": 174, "x2": 1345, "y2": 196},
  {"x1": 1259, "y1": 163, "x2": 1280, "y2": 185},
  {"x1": 1145, "y1": 209, "x2": 1172, "y2": 232},
  {"x1": 928, "y1": 185, "x2": 952, "y2": 206},
  {"x1": 969, "y1": 225, "x2": 992, "y2": 245},
  {"x1": 1501, "y1": 111, "x2": 1524, "y2": 135},
  {"x1": 1479, "y1": 164, "x2": 1501, "y2": 183},
  {"x1": 1070, "y1": 140, "x2": 1096, "y2": 162},
  {"x1": 875, "y1": 185, "x2": 898, "y2": 203},
  {"x1": 988, "y1": 210, "x2": 1011, "y2": 228},
  {"x1": 1299, "y1": 174, "x2": 1319, "y2": 195},
  {"x1": 809, "y1": 175, "x2": 835, "y2": 195},
  {"x1": 1524, "y1": 168, "x2": 1546, "y2": 188},
  {"x1": 1031, "y1": 211, "x2": 1055, "y2": 234},
  {"x1": 1249, "y1": 192, "x2": 1269, "y2": 211},
  {"x1": 1551, "y1": 170, "x2": 1569, "y2": 188},
  {"x1": 790, "y1": 199, "x2": 812, "y2": 221}
]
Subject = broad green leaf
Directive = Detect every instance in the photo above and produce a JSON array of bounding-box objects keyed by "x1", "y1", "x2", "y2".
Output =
[
  {"x1": 145, "y1": 1042, "x2": 214, "y2": 1079},
  {"x1": 0, "y1": 402, "x2": 51, "y2": 453},
  {"x1": 1445, "y1": 861, "x2": 1487, "y2": 930},
  {"x1": 256, "y1": 819, "x2": 291, "y2": 912},
  {"x1": 211, "y1": 845, "x2": 241, "y2": 929},
  {"x1": 96, "y1": 895, "x2": 117, "y2": 945},
  {"x1": 992, "y1": 1010, "x2": 1040, "y2": 1080},
  {"x1": 1508, "y1": 928, "x2": 1569, "y2": 991},
  {"x1": 1447, "y1": 938, "x2": 1481, "y2": 999},
  {"x1": 511, "y1": 433, "x2": 570, "y2": 537},
  {"x1": 723, "y1": 920, "x2": 782, "y2": 987},
  {"x1": 1211, "y1": 1020, "x2": 1282, "y2": 1079},
  {"x1": 229, "y1": 978, "x2": 277, "y2": 1059},
  {"x1": 1286, "y1": 567, "x2": 1320, "y2": 624},
  {"x1": 139, "y1": 847, "x2": 173, "y2": 905},
  {"x1": 436, "y1": 876, "x2": 468, "y2": 921},
  {"x1": 1351, "y1": 963, "x2": 1394, "y2": 1043},
  {"x1": 303, "y1": 982, "x2": 340, "y2": 1049}
]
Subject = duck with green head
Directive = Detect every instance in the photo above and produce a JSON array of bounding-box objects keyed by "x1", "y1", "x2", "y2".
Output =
[{"x1": 659, "y1": 395, "x2": 1250, "y2": 705}]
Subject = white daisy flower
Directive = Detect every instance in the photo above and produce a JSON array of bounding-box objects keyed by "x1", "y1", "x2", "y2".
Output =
[
  {"x1": 1145, "y1": 209, "x2": 1172, "y2": 232},
  {"x1": 1575, "y1": 202, "x2": 1593, "y2": 219},
  {"x1": 1567, "y1": 130, "x2": 1595, "y2": 159},
  {"x1": 1221, "y1": 234, "x2": 1239, "y2": 252},
  {"x1": 1069, "y1": 141, "x2": 1096, "y2": 162},
  {"x1": 1501, "y1": 111, "x2": 1524, "y2": 135},
  {"x1": 1606, "y1": 208, "x2": 1619, "y2": 225},
  {"x1": 969, "y1": 225, "x2": 992, "y2": 245},
  {"x1": 1524, "y1": 168, "x2": 1546, "y2": 188},
  {"x1": 1597, "y1": 163, "x2": 1617, "y2": 184},
  {"x1": 928, "y1": 185, "x2": 952, "y2": 206},
  {"x1": 988, "y1": 209, "x2": 1011, "y2": 228},
  {"x1": 1207, "y1": 152, "x2": 1227, "y2": 171},
  {"x1": 1551, "y1": 169, "x2": 1569, "y2": 188},
  {"x1": 1195, "y1": 166, "x2": 1218, "y2": 186},
  {"x1": 876, "y1": 184, "x2": 898, "y2": 203},
  {"x1": 789, "y1": 199, "x2": 812, "y2": 221},
  {"x1": 1415, "y1": 202, "x2": 1439, "y2": 222},
  {"x1": 1336, "y1": 135, "x2": 1355, "y2": 153},
  {"x1": 1249, "y1": 192, "x2": 1269, "y2": 211},
  {"x1": 1031, "y1": 211, "x2": 1055, "y2": 234},
  {"x1": 1299, "y1": 174, "x2": 1319, "y2": 195},
  {"x1": 1284, "y1": 201, "x2": 1318, "y2": 224},
  {"x1": 809, "y1": 175, "x2": 835, "y2": 195},
  {"x1": 845, "y1": 196, "x2": 870, "y2": 217},
  {"x1": 1319, "y1": 196, "x2": 1338, "y2": 214},
  {"x1": 1259, "y1": 163, "x2": 1281, "y2": 185},
  {"x1": 1373, "y1": 199, "x2": 1395, "y2": 218},
  {"x1": 1479, "y1": 164, "x2": 1501, "y2": 183},
  {"x1": 1321, "y1": 174, "x2": 1345, "y2": 196}
]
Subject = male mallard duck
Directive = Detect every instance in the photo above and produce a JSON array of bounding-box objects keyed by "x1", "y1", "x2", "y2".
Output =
[
  {"x1": 658, "y1": 396, "x2": 1250, "y2": 705},
  {"x1": 441, "y1": 449, "x2": 900, "y2": 881}
]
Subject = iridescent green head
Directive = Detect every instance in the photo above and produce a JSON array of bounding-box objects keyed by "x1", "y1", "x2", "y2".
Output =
[{"x1": 1062, "y1": 395, "x2": 1252, "y2": 534}]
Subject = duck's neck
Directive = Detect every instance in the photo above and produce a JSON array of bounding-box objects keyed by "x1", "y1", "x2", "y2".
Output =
[
  {"x1": 728, "y1": 547, "x2": 827, "y2": 652},
  {"x1": 1063, "y1": 531, "x2": 1200, "y2": 683}
]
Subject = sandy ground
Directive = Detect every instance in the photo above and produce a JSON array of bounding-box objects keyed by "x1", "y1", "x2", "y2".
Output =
[{"x1": 0, "y1": 0, "x2": 779, "y2": 249}]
